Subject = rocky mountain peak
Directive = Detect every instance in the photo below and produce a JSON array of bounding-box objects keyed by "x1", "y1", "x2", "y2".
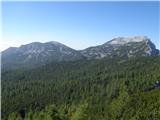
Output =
[
  {"x1": 81, "y1": 36, "x2": 159, "y2": 59},
  {"x1": 2, "y1": 36, "x2": 159, "y2": 70},
  {"x1": 107, "y1": 36, "x2": 149, "y2": 45},
  {"x1": 46, "y1": 41, "x2": 63, "y2": 45}
]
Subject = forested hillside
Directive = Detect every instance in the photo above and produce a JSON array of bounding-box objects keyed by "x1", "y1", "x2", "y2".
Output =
[{"x1": 2, "y1": 56, "x2": 160, "y2": 120}]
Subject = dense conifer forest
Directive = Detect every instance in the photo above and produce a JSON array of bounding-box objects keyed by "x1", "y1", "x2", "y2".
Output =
[{"x1": 2, "y1": 56, "x2": 160, "y2": 120}]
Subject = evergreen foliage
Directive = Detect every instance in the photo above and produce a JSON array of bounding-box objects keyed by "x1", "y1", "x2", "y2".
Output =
[{"x1": 2, "y1": 56, "x2": 160, "y2": 120}]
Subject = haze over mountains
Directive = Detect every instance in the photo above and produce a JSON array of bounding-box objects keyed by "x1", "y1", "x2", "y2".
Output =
[{"x1": 2, "y1": 36, "x2": 160, "y2": 70}]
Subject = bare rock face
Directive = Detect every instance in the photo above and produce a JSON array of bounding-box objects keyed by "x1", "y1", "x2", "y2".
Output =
[
  {"x1": 1, "y1": 41, "x2": 84, "y2": 70},
  {"x1": 80, "y1": 36, "x2": 159, "y2": 59},
  {"x1": 2, "y1": 36, "x2": 159, "y2": 70}
]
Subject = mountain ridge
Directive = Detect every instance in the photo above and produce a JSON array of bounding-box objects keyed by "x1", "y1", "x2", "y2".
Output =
[
  {"x1": 80, "y1": 36, "x2": 159, "y2": 59},
  {"x1": 2, "y1": 36, "x2": 160, "y2": 70}
]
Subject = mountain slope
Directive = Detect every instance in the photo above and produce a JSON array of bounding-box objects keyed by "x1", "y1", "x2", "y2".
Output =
[
  {"x1": 80, "y1": 36, "x2": 159, "y2": 59},
  {"x1": 2, "y1": 41, "x2": 84, "y2": 70},
  {"x1": 2, "y1": 56, "x2": 160, "y2": 120},
  {"x1": 2, "y1": 36, "x2": 159, "y2": 70}
]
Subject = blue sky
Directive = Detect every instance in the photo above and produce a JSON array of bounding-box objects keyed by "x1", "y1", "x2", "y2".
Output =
[{"x1": 1, "y1": 1, "x2": 160, "y2": 51}]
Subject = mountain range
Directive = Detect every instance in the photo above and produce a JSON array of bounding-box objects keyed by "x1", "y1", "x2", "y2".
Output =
[
  {"x1": 2, "y1": 36, "x2": 159, "y2": 70},
  {"x1": 2, "y1": 36, "x2": 160, "y2": 120}
]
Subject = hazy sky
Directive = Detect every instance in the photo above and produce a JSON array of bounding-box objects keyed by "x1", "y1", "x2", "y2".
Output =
[{"x1": 1, "y1": 1, "x2": 160, "y2": 51}]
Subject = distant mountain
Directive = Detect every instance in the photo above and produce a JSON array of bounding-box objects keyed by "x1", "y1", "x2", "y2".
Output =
[
  {"x1": 80, "y1": 36, "x2": 159, "y2": 59},
  {"x1": 1, "y1": 41, "x2": 84, "y2": 70},
  {"x1": 1, "y1": 36, "x2": 159, "y2": 70}
]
